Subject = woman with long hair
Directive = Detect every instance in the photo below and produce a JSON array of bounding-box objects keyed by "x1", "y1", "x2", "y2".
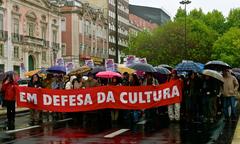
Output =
[{"x1": 1, "y1": 72, "x2": 18, "y2": 130}]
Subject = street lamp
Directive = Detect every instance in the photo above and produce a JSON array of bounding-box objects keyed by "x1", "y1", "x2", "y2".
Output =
[
  {"x1": 115, "y1": 0, "x2": 119, "y2": 63},
  {"x1": 180, "y1": 0, "x2": 191, "y2": 55}
]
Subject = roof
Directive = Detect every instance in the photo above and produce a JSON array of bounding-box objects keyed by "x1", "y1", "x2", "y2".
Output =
[{"x1": 129, "y1": 5, "x2": 171, "y2": 25}]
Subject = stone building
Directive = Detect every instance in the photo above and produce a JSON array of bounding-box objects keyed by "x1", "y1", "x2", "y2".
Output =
[
  {"x1": 0, "y1": 0, "x2": 62, "y2": 76},
  {"x1": 60, "y1": 1, "x2": 108, "y2": 66}
]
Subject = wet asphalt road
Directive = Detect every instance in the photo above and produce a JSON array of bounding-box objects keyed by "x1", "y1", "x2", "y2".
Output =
[{"x1": 0, "y1": 111, "x2": 238, "y2": 144}]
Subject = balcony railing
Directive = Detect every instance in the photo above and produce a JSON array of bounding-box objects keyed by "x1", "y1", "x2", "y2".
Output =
[
  {"x1": 23, "y1": 36, "x2": 44, "y2": 46},
  {"x1": 52, "y1": 42, "x2": 60, "y2": 51},
  {"x1": 43, "y1": 40, "x2": 49, "y2": 48},
  {"x1": 12, "y1": 33, "x2": 23, "y2": 43},
  {"x1": 0, "y1": 30, "x2": 8, "y2": 41}
]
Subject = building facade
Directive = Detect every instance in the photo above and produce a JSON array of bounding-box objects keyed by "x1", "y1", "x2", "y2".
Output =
[
  {"x1": 129, "y1": 5, "x2": 170, "y2": 26},
  {"x1": 0, "y1": 0, "x2": 62, "y2": 76},
  {"x1": 61, "y1": 1, "x2": 108, "y2": 66},
  {"x1": 129, "y1": 14, "x2": 158, "y2": 32},
  {"x1": 86, "y1": 0, "x2": 129, "y2": 63},
  {"x1": 108, "y1": 0, "x2": 129, "y2": 62}
]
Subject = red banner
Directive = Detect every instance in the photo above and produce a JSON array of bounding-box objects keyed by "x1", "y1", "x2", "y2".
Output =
[{"x1": 16, "y1": 80, "x2": 182, "y2": 112}]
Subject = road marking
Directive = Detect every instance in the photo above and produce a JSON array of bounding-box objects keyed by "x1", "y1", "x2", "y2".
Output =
[
  {"x1": 137, "y1": 120, "x2": 147, "y2": 125},
  {"x1": 57, "y1": 118, "x2": 72, "y2": 122},
  {"x1": 104, "y1": 129, "x2": 129, "y2": 138},
  {"x1": 6, "y1": 125, "x2": 40, "y2": 134}
]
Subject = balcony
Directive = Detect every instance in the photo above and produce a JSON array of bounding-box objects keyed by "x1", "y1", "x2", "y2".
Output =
[
  {"x1": 52, "y1": 42, "x2": 60, "y2": 51},
  {"x1": 12, "y1": 33, "x2": 23, "y2": 43},
  {"x1": 0, "y1": 30, "x2": 8, "y2": 41},
  {"x1": 43, "y1": 40, "x2": 49, "y2": 48},
  {"x1": 23, "y1": 36, "x2": 44, "y2": 46}
]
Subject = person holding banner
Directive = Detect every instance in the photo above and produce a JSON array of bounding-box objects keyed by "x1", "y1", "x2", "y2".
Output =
[
  {"x1": 143, "y1": 72, "x2": 159, "y2": 131},
  {"x1": 168, "y1": 70, "x2": 181, "y2": 121},
  {"x1": 1, "y1": 72, "x2": 18, "y2": 130},
  {"x1": 28, "y1": 74, "x2": 43, "y2": 125}
]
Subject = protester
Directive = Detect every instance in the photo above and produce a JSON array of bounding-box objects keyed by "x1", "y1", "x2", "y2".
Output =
[
  {"x1": 84, "y1": 73, "x2": 99, "y2": 88},
  {"x1": 122, "y1": 72, "x2": 130, "y2": 86},
  {"x1": 202, "y1": 75, "x2": 219, "y2": 123},
  {"x1": 110, "y1": 76, "x2": 122, "y2": 127},
  {"x1": 168, "y1": 70, "x2": 181, "y2": 121},
  {"x1": 1, "y1": 72, "x2": 18, "y2": 130},
  {"x1": 143, "y1": 72, "x2": 159, "y2": 131},
  {"x1": 222, "y1": 69, "x2": 239, "y2": 121},
  {"x1": 28, "y1": 74, "x2": 43, "y2": 125},
  {"x1": 65, "y1": 75, "x2": 76, "y2": 90}
]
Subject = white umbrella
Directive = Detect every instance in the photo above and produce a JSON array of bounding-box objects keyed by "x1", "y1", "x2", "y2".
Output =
[{"x1": 202, "y1": 69, "x2": 224, "y2": 82}]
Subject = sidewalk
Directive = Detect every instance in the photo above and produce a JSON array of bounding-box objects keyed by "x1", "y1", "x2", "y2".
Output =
[
  {"x1": 232, "y1": 116, "x2": 240, "y2": 144},
  {"x1": 0, "y1": 107, "x2": 29, "y2": 117}
]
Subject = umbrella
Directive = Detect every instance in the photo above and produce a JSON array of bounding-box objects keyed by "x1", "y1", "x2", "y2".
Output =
[
  {"x1": 232, "y1": 68, "x2": 240, "y2": 73},
  {"x1": 232, "y1": 72, "x2": 240, "y2": 80},
  {"x1": 129, "y1": 63, "x2": 156, "y2": 72},
  {"x1": 154, "y1": 66, "x2": 171, "y2": 75},
  {"x1": 91, "y1": 66, "x2": 106, "y2": 74},
  {"x1": 47, "y1": 65, "x2": 66, "y2": 74},
  {"x1": 202, "y1": 69, "x2": 224, "y2": 82},
  {"x1": 24, "y1": 69, "x2": 41, "y2": 77},
  {"x1": 96, "y1": 71, "x2": 122, "y2": 78},
  {"x1": 68, "y1": 66, "x2": 91, "y2": 76},
  {"x1": 175, "y1": 61, "x2": 202, "y2": 73},
  {"x1": 204, "y1": 60, "x2": 231, "y2": 71},
  {"x1": 117, "y1": 64, "x2": 135, "y2": 74},
  {"x1": 158, "y1": 64, "x2": 173, "y2": 71}
]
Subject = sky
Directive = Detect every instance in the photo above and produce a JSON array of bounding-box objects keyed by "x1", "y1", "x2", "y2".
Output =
[{"x1": 129, "y1": 0, "x2": 240, "y2": 18}]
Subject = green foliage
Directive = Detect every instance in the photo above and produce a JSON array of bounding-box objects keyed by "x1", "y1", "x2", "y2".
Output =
[
  {"x1": 212, "y1": 27, "x2": 240, "y2": 67},
  {"x1": 124, "y1": 7, "x2": 240, "y2": 67},
  {"x1": 227, "y1": 8, "x2": 240, "y2": 29}
]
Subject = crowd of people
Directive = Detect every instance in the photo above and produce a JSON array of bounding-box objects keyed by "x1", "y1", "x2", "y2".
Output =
[{"x1": 0, "y1": 67, "x2": 239, "y2": 131}]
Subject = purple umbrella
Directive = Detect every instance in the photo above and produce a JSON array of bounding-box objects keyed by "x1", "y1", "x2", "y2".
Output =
[{"x1": 47, "y1": 65, "x2": 66, "y2": 74}]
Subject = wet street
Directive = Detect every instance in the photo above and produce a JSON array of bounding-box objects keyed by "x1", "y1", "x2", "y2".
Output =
[{"x1": 0, "y1": 111, "x2": 238, "y2": 144}]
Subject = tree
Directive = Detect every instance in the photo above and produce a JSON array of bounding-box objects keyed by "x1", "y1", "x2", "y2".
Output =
[
  {"x1": 226, "y1": 8, "x2": 240, "y2": 29},
  {"x1": 188, "y1": 8, "x2": 205, "y2": 21},
  {"x1": 212, "y1": 27, "x2": 240, "y2": 67},
  {"x1": 204, "y1": 10, "x2": 226, "y2": 34},
  {"x1": 174, "y1": 7, "x2": 186, "y2": 21}
]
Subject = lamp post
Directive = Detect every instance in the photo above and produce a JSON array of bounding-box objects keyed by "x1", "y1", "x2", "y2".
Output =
[
  {"x1": 180, "y1": 0, "x2": 191, "y2": 55},
  {"x1": 115, "y1": 0, "x2": 119, "y2": 63}
]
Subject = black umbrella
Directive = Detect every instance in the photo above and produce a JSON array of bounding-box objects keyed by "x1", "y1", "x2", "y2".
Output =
[
  {"x1": 158, "y1": 64, "x2": 173, "y2": 71},
  {"x1": 232, "y1": 72, "x2": 240, "y2": 80},
  {"x1": 91, "y1": 66, "x2": 106, "y2": 74},
  {"x1": 129, "y1": 63, "x2": 156, "y2": 72},
  {"x1": 154, "y1": 66, "x2": 171, "y2": 75},
  {"x1": 204, "y1": 60, "x2": 231, "y2": 71},
  {"x1": 232, "y1": 68, "x2": 240, "y2": 73}
]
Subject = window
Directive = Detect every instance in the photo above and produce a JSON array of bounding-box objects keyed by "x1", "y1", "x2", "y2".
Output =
[
  {"x1": 62, "y1": 44, "x2": 66, "y2": 56},
  {"x1": 27, "y1": 22, "x2": 35, "y2": 37},
  {"x1": 0, "y1": 43, "x2": 3, "y2": 57},
  {"x1": 14, "y1": 46, "x2": 19, "y2": 58},
  {"x1": 13, "y1": 18, "x2": 19, "y2": 34},
  {"x1": 42, "y1": 51, "x2": 46, "y2": 62},
  {"x1": 52, "y1": 30, "x2": 57, "y2": 43},
  {"x1": 61, "y1": 18, "x2": 66, "y2": 32},
  {"x1": 41, "y1": 26, "x2": 46, "y2": 40},
  {"x1": 0, "y1": 14, "x2": 3, "y2": 31}
]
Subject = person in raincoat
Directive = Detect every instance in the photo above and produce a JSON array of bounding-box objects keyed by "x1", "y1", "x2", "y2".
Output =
[{"x1": 1, "y1": 72, "x2": 18, "y2": 130}]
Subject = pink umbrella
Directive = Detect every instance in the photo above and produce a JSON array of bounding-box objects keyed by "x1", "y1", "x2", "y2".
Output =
[{"x1": 96, "y1": 71, "x2": 122, "y2": 78}]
